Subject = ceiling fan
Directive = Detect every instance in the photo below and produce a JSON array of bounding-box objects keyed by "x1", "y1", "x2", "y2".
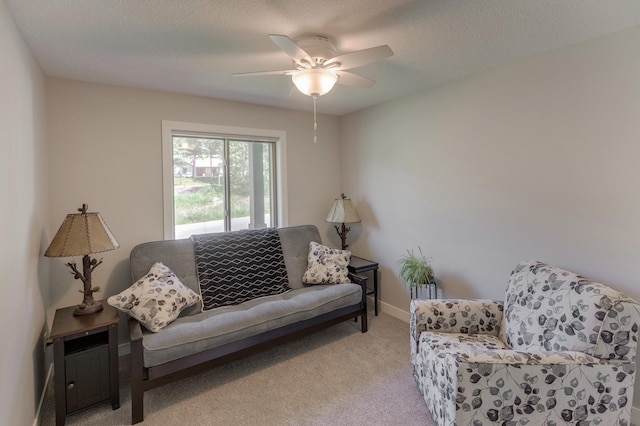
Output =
[
  {"x1": 233, "y1": 34, "x2": 393, "y2": 142},
  {"x1": 234, "y1": 34, "x2": 393, "y2": 97}
]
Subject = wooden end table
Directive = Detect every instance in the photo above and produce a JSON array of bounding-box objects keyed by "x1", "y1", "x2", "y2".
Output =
[
  {"x1": 348, "y1": 256, "x2": 379, "y2": 316},
  {"x1": 49, "y1": 300, "x2": 120, "y2": 425}
]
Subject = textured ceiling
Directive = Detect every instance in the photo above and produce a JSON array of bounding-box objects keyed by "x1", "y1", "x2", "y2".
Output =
[{"x1": 4, "y1": 0, "x2": 640, "y2": 115}]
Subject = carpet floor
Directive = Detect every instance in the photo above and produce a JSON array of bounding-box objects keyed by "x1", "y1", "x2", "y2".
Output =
[{"x1": 40, "y1": 311, "x2": 435, "y2": 425}]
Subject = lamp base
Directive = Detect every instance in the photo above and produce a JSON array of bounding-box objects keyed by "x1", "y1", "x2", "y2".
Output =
[
  {"x1": 334, "y1": 223, "x2": 350, "y2": 251},
  {"x1": 73, "y1": 299, "x2": 104, "y2": 316}
]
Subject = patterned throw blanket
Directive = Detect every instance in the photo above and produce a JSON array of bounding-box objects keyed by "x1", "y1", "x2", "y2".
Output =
[{"x1": 191, "y1": 228, "x2": 291, "y2": 311}]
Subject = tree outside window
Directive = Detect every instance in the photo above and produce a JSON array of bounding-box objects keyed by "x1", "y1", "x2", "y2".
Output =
[{"x1": 172, "y1": 135, "x2": 275, "y2": 238}]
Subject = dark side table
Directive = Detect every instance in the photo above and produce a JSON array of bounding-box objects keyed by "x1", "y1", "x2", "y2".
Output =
[
  {"x1": 348, "y1": 256, "x2": 379, "y2": 315},
  {"x1": 49, "y1": 300, "x2": 120, "y2": 425}
]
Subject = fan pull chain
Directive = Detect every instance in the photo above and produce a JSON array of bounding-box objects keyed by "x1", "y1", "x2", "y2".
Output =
[{"x1": 313, "y1": 96, "x2": 318, "y2": 143}]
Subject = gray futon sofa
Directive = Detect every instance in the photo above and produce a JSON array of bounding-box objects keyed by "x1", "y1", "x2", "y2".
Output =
[{"x1": 126, "y1": 224, "x2": 368, "y2": 424}]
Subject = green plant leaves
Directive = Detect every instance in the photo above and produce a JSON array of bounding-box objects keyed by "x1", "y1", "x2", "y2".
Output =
[{"x1": 398, "y1": 246, "x2": 434, "y2": 288}]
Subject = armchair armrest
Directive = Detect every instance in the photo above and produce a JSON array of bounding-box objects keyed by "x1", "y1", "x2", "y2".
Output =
[{"x1": 410, "y1": 299, "x2": 504, "y2": 343}]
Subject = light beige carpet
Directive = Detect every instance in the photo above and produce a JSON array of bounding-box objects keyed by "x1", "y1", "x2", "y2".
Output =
[{"x1": 40, "y1": 311, "x2": 435, "y2": 425}]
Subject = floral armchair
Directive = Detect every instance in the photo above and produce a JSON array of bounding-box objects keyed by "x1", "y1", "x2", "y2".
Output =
[{"x1": 410, "y1": 260, "x2": 640, "y2": 425}]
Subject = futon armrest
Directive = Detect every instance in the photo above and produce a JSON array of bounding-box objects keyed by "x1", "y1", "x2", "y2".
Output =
[
  {"x1": 410, "y1": 298, "x2": 504, "y2": 342},
  {"x1": 348, "y1": 272, "x2": 368, "y2": 308},
  {"x1": 348, "y1": 272, "x2": 367, "y2": 286},
  {"x1": 128, "y1": 317, "x2": 143, "y2": 343},
  {"x1": 128, "y1": 317, "x2": 145, "y2": 424}
]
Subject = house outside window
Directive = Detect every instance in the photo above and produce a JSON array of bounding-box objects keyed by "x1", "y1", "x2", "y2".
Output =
[{"x1": 162, "y1": 121, "x2": 288, "y2": 239}]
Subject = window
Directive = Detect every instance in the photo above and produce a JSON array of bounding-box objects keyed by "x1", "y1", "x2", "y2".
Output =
[{"x1": 162, "y1": 121, "x2": 288, "y2": 239}]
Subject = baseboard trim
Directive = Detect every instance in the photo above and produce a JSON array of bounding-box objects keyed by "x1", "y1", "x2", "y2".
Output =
[
  {"x1": 33, "y1": 363, "x2": 53, "y2": 426},
  {"x1": 379, "y1": 299, "x2": 409, "y2": 323}
]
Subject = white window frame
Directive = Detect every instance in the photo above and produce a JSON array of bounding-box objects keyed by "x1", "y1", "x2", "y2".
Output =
[{"x1": 161, "y1": 120, "x2": 288, "y2": 239}]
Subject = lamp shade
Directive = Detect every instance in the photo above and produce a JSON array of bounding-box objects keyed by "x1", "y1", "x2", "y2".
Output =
[
  {"x1": 292, "y1": 69, "x2": 338, "y2": 97},
  {"x1": 326, "y1": 194, "x2": 361, "y2": 224},
  {"x1": 45, "y1": 210, "x2": 119, "y2": 257}
]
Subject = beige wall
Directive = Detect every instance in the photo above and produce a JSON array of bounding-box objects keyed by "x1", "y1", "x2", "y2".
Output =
[
  {"x1": 5, "y1": 0, "x2": 640, "y2": 419},
  {"x1": 45, "y1": 79, "x2": 342, "y2": 323},
  {"x1": 340, "y1": 24, "x2": 640, "y2": 404},
  {"x1": 0, "y1": 1, "x2": 49, "y2": 424}
]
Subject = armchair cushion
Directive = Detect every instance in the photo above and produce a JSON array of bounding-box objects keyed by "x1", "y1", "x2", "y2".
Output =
[
  {"x1": 419, "y1": 332, "x2": 600, "y2": 365},
  {"x1": 416, "y1": 336, "x2": 635, "y2": 425}
]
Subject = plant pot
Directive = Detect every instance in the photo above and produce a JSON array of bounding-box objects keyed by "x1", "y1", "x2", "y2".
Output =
[{"x1": 411, "y1": 282, "x2": 438, "y2": 300}]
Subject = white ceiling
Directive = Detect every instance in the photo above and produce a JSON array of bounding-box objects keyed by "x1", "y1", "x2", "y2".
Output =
[{"x1": 5, "y1": 0, "x2": 640, "y2": 115}]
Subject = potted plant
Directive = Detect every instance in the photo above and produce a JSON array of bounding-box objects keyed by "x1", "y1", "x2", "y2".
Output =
[{"x1": 398, "y1": 247, "x2": 437, "y2": 299}]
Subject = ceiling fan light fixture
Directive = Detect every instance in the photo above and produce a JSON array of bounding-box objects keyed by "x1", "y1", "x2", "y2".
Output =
[{"x1": 292, "y1": 68, "x2": 338, "y2": 97}]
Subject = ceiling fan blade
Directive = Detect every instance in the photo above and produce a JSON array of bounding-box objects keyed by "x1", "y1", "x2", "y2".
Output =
[
  {"x1": 288, "y1": 84, "x2": 297, "y2": 97},
  {"x1": 269, "y1": 34, "x2": 313, "y2": 65},
  {"x1": 325, "y1": 45, "x2": 393, "y2": 70},
  {"x1": 335, "y1": 71, "x2": 375, "y2": 88},
  {"x1": 232, "y1": 69, "x2": 297, "y2": 77}
]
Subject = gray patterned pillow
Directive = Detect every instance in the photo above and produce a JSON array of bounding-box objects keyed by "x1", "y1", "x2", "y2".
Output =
[
  {"x1": 107, "y1": 262, "x2": 201, "y2": 332},
  {"x1": 302, "y1": 241, "x2": 351, "y2": 284}
]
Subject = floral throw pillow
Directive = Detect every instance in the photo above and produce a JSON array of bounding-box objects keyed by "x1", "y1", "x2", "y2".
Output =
[
  {"x1": 107, "y1": 262, "x2": 201, "y2": 332},
  {"x1": 302, "y1": 241, "x2": 351, "y2": 285}
]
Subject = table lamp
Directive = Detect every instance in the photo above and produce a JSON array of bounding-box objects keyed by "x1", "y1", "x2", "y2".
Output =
[
  {"x1": 326, "y1": 193, "x2": 361, "y2": 250},
  {"x1": 45, "y1": 204, "x2": 119, "y2": 315}
]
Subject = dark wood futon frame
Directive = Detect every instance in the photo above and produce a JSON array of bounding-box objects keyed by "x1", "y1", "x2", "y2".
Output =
[{"x1": 128, "y1": 274, "x2": 368, "y2": 424}]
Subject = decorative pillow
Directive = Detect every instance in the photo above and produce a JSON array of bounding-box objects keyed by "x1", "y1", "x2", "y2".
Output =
[
  {"x1": 107, "y1": 262, "x2": 201, "y2": 332},
  {"x1": 302, "y1": 241, "x2": 351, "y2": 284}
]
